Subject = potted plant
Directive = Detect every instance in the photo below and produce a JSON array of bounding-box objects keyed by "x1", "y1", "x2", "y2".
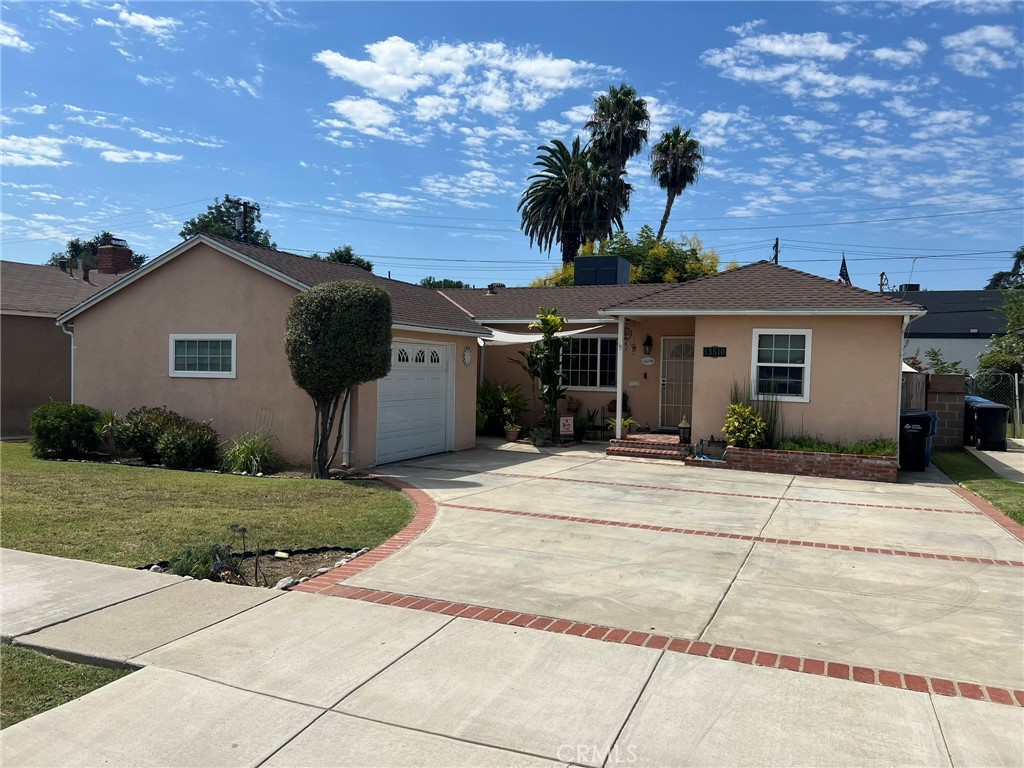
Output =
[
  {"x1": 608, "y1": 416, "x2": 638, "y2": 435},
  {"x1": 504, "y1": 421, "x2": 521, "y2": 442},
  {"x1": 573, "y1": 415, "x2": 592, "y2": 442}
]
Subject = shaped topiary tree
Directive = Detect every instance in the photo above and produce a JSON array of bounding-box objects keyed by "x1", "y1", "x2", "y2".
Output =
[{"x1": 285, "y1": 281, "x2": 392, "y2": 478}]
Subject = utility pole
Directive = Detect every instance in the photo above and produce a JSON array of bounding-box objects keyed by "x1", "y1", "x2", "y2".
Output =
[
  {"x1": 772, "y1": 237, "x2": 779, "y2": 264},
  {"x1": 878, "y1": 271, "x2": 890, "y2": 294},
  {"x1": 234, "y1": 200, "x2": 251, "y2": 243}
]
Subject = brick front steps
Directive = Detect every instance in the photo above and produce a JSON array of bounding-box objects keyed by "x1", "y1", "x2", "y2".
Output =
[
  {"x1": 605, "y1": 435, "x2": 687, "y2": 461},
  {"x1": 687, "y1": 446, "x2": 899, "y2": 483}
]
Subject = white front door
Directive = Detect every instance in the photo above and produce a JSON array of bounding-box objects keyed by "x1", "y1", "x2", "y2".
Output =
[
  {"x1": 660, "y1": 336, "x2": 695, "y2": 429},
  {"x1": 376, "y1": 341, "x2": 452, "y2": 464}
]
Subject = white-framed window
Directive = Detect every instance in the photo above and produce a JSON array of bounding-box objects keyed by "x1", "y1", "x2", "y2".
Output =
[
  {"x1": 562, "y1": 336, "x2": 617, "y2": 390},
  {"x1": 169, "y1": 334, "x2": 236, "y2": 379},
  {"x1": 751, "y1": 329, "x2": 811, "y2": 402}
]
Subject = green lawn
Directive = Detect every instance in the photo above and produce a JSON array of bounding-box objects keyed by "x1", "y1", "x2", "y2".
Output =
[
  {"x1": 932, "y1": 450, "x2": 1024, "y2": 526},
  {"x1": 0, "y1": 645, "x2": 130, "y2": 729},
  {"x1": 0, "y1": 442, "x2": 413, "y2": 567}
]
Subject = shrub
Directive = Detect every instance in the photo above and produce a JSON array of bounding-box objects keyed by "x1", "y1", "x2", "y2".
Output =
[
  {"x1": 168, "y1": 543, "x2": 239, "y2": 580},
  {"x1": 722, "y1": 403, "x2": 768, "y2": 448},
  {"x1": 221, "y1": 431, "x2": 284, "y2": 475},
  {"x1": 95, "y1": 409, "x2": 119, "y2": 457},
  {"x1": 477, "y1": 379, "x2": 529, "y2": 435},
  {"x1": 776, "y1": 434, "x2": 898, "y2": 456},
  {"x1": 117, "y1": 406, "x2": 184, "y2": 464},
  {"x1": 157, "y1": 420, "x2": 220, "y2": 470},
  {"x1": 29, "y1": 402, "x2": 101, "y2": 459}
]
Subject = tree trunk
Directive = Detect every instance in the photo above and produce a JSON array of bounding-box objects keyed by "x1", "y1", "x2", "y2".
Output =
[
  {"x1": 311, "y1": 393, "x2": 344, "y2": 478},
  {"x1": 656, "y1": 190, "x2": 677, "y2": 243}
]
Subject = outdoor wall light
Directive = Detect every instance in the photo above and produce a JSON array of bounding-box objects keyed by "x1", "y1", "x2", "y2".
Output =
[
  {"x1": 678, "y1": 417, "x2": 691, "y2": 445},
  {"x1": 642, "y1": 335, "x2": 653, "y2": 355}
]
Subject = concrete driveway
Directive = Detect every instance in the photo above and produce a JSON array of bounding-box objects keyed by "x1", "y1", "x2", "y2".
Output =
[
  {"x1": 3, "y1": 445, "x2": 1022, "y2": 766},
  {"x1": 327, "y1": 445, "x2": 1023, "y2": 695}
]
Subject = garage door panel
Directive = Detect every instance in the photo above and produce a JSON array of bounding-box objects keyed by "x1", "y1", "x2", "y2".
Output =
[{"x1": 376, "y1": 343, "x2": 450, "y2": 465}]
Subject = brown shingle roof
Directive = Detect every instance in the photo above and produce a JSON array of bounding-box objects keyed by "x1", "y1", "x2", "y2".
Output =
[
  {"x1": 1, "y1": 261, "x2": 130, "y2": 316},
  {"x1": 200, "y1": 235, "x2": 482, "y2": 335},
  {"x1": 441, "y1": 282, "x2": 678, "y2": 321},
  {"x1": 604, "y1": 261, "x2": 925, "y2": 313},
  {"x1": 441, "y1": 261, "x2": 922, "y2": 320}
]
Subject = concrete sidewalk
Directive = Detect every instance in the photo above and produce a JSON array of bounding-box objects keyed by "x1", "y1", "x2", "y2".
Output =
[
  {"x1": 967, "y1": 437, "x2": 1024, "y2": 483},
  {"x1": 2, "y1": 549, "x2": 1021, "y2": 767}
]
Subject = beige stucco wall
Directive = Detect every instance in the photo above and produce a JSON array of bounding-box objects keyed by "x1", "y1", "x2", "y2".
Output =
[
  {"x1": 71, "y1": 243, "x2": 477, "y2": 468},
  {"x1": 481, "y1": 317, "x2": 694, "y2": 430},
  {"x1": 691, "y1": 314, "x2": 903, "y2": 444},
  {"x1": 481, "y1": 314, "x2": 903, "y2": 443},
  {"x1": 1, "y1": 314, "x2": 71, "y2": 435}
]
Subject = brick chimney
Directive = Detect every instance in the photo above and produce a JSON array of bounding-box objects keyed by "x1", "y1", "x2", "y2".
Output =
[{"x1": 97, "y1": 243, "x2": 133, "y2": 274}]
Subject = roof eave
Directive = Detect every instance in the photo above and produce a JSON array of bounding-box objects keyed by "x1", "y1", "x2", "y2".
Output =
[
  {"x1": 393, "y1": 321, "x2": 492, "y2": 339},
  {"x1": 598, "y1": 308, "x2": 926, "y2": 317}
]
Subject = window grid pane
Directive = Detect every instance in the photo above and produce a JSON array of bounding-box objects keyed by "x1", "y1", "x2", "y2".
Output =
[
  {"x1": 562, "y1": 337, "x2": 617, "y2": 389},
  {"x1": 174, "y1": 339, "x2": 232, "y2": 373},
  {"x1": 756, "y1": 333, "x2": 806, "y2": 397}
]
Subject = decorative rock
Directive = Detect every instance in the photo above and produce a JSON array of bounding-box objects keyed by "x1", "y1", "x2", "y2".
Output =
[
  {"x1": 328, "y1": 468, "x2": 346, "y2": 478},
  {"x1": 148, "y1": 565, "x2": 164, "y2": 573},
  {"x1": 274, "y1": 577, "x2": 298, "y2": 590},
  {"x1": 181, "y1": 576, "x2": 194, "y2": 581},
  {"x1": 313, "y1": 567, "x2": 331, "y2": 576},
  {"x1": 274, "y1": 551, "x2": 289, "y2": 560}
]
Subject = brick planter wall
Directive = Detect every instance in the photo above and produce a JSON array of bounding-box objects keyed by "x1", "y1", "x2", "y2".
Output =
[
  {"x1": 926, "y1": 374, "x2": 966, "y2": 450},
  {"x1": 720, "y1": 447, "x2": 899, "y2": 483}
]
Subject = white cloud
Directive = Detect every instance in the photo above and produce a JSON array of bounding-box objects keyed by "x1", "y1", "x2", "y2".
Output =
[
  {"x1": 357, "y1": 192, "x2": 425, "y2": 213},
  {"x1": 909, "y1": 108, "x2": 989, "y2": 138},
  {"x1": 328, "y1": 97, "x2": 396, "y2": 133},
  {"x1": 778, "y1": 115, "x2": 830, "y2": 142},
  {"x1": 312, "y1": 36, "x2": 618, "y2": 141},
  {"x1": 561, "y1": 104, "x2": 593, "y2": 125},
  {"x1": 11, "y1": 104, "x2": 46, "y2": 115},
  {"x1": 0, "y1": 136, "x2": 68, "y2": 166},
  {"x1": 136, "y1": 74, "x2": 175, "y2": 88},
  {"x1": 0, "y1": 22, "x2": 33, "y2": 52},
  {"x1": 418, "y1": 169, "x2": 518, "y2": 208},
  {"x1": 46, "y1": 10, "x2": 80, "y2": 29},
  {"x1": 726, "y1": 19, "x2": 767, "y2": 36},
  {"x1": 536, "y1": 119, "x2": 571, "y2": 137},
  {"x1": 722, "y1": 30, "x2": 860, "y2": 60},
  {"x1": 99, "y1": 149, "x2": 182, "y2": 163},
  {"x1": 30, "y1": 191, "x2": 63, "y2": 201},
  {"x1": 194, "y1": 66, "x2": 264, "y2": 98},
  {"x1": 853, "y1": 110, "x2": 889, "y2": 133},
  {"x1": 117, "y1": 9, "x2": 181, "y2": 42},
  {"x1": 870, "y1": 38, "x2": 928, "y2": 67},
  {"x1": 883, "y1": 95, "x2": 924, "y2": 119},
  {"x1": 696, "y1": 107, "x2": 766, "y2": 149},
  {"x1": 942, "y1": 25, "x2": 1022, "y2": 77}
]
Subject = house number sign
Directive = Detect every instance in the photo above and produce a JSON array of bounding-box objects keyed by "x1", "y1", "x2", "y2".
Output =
[{"x1": 703, "y1": 346, "x2": 727, "y2": 358}]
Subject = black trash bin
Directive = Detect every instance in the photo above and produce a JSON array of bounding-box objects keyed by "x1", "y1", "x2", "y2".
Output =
[
  {"x1": 964, "y1": 396, "x2": 1009, "y2": 451},
  {"x1": 899, "y1": 410, "x2": 936, "y2": 471}
]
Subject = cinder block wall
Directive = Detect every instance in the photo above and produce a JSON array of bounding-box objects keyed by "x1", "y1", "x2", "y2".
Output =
[{"x1": 926, "y1": 374, "x2": 966, "y2": 450}]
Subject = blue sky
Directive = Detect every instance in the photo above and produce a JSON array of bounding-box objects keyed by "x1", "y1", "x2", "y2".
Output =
[{"x1": 2, "y1": 1, "x2": 1022, "y2": 290}]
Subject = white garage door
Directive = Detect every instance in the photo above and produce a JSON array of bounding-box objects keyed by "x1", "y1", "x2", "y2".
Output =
[{"x1": 376, "y1": 341, "x2": 452, "y2": 465}]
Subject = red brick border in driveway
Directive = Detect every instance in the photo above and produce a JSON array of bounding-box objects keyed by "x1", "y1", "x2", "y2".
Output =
[{"x1": 291, "y1": 468, "x2": 1024, "y2": 709}]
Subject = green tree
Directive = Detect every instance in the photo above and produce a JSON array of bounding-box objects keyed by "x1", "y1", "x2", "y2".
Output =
[
  {"x1": 986, "y1": 245, "x2": 1024, "y2": 290},
  {"x1": 420, "y1": 277, "x2": 473, "y2": 289},
  {"x1": 310, "y1": 245, "x2": 372, "y2": 272},
  {"x1": 47, "y1": 231, "x2": 147, "y2": 270},
  {"x1": 285, "y1": 282, "x2": 392, "y2": 478},
  {"x1": 179, "y1": 195, "x2": 274, "y2": 248},
  {"x1": 518, "y1": 137, "x2": 626, "y2": 264},
  {"x1": 977, "y1": 289, "x2": 1024, "y2": 376},
  {"x1": 527, "y1": 309, "x2": 568, "y2": 443},
  {"x1": 650, "y1": 126, "x2": 704, "y2": 243},
  {"x1": 924, "y1": 348, "x2": 969, "y2": 376}
]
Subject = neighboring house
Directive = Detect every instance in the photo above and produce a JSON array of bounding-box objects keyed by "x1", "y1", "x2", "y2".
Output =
[
  {"x1": 56, "y1": 234, "x2": 486, "y2": 467},
  {"x1": 443, "y1": 261, "x2": 925, "y2": 445},
  {"x1": 1, "y1": 252, "x2": 131, "y2": 435},
  {"x1": 900, "y1": 290, "x2": 1005, "y2": 374}
]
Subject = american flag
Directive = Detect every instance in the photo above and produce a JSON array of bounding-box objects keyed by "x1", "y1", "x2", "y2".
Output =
[{"x1": 839, "y1": 253, "x2": 852, "y2": 286}]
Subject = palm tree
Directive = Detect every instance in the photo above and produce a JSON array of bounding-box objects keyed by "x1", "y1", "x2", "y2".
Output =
[
  {"x1": 585, "y1": 83, "x2": 650, "y2": 176},
  {"x1": 650, "y1": 126, "x2": 704, "y2": 243},
  {"x1": 518, "y1": 138, "x2": 626, "y2": 264}
]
